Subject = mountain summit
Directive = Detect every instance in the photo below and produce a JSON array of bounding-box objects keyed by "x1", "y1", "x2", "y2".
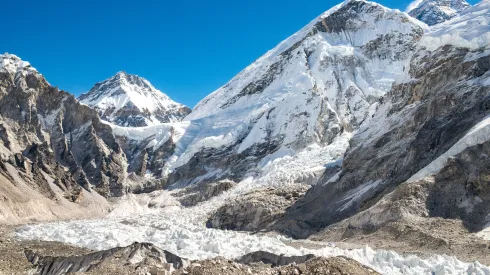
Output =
[
  {"x1": 79, "y1": 72, "x2": 191, "y2": 127},
  {"x1": 408, "y1": 0, "x2": 471, "y2": 25}
]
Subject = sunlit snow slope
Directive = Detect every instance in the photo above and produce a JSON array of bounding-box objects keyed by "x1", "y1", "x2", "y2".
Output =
[
  {"x1": 79, "y1": 71, "x2": 191, "y2": 127},
  {"x1": 113, "y1": 0, "x2": 426, "y2": 187}
]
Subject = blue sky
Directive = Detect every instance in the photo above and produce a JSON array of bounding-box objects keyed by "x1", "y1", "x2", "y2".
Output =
[{"x1": 1, "y1": 0, "x2": 478, "y2": 107}]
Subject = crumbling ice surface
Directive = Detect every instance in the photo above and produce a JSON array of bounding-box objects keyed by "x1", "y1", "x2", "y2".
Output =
[{"x1": 15, "y1": 187, "x2": 490, "y2": 275}]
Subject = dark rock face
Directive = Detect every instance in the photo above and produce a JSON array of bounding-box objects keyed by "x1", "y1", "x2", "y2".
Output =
[
  {"x1": 0, "y1": 54, "x2": 127, "y2": 201},
  {"x1": 237, "y1": 251, "x2": 316, "y2": 267},
  {"x1": 426, "y1": 141, "x2": 490, "y2": 232},
  {"x1": 221, "y1": 61, "x2": 285, "y2": 108},
  {"x1": 408, "y1": 0, "x2": 471, "y2": 26},
  {"x1": 207, "y1": 186, "x2": 308, "y2": 232},
  {"x1": 173, "y1": 180, "x2": 235, "y2": 207},
  {"x1": 316, "y1": 1, "x2": 392, "y2": 33},
  {"x1": 165, "y1": 137, "x2": 282, "y2": 187},
  {"x1": 25, "y1": 242, "x2": 189, "y2": 275},
  {"x1": 276, "y1": 45, "x2": 490, "y2": 238},
  {"x1": 115, "y1": 131, "x2": 176, "y2": 179}
]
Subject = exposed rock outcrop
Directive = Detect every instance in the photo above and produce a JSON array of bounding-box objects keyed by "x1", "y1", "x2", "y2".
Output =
[
  {"x1": 207, "y1": 186, "x2": 308, "y2": 231},
  {"x1": 25, "y1": 242, "x2": 189, "y2": 275},
  {"x1": 172, "y1": 180, "x2": 235, "y2": 206},
  {"x1": 237, "y1": 251, "x2": 316, "y2": 267},
  {"x1": 24, "y1": 242, "x2": 378, "y2": 275},
  {"x1": 0, "y1": 53, "x2": 128, "y2": 197}
]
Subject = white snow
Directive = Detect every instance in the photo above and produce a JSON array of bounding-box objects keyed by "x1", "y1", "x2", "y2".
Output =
[
  {"x1": 251, "y1": 133, "x2": 352, "y2": 188},
  {"x1": 0, "y1": 53, "x2": 46, "y2": 91},
  {"x1": 79, "y1": 71, "x2": 188, "y2": 126},
  {"x1": 465, "y1": 48, "x2": 490, "y2": 62},
  {"x1": 407, "y1": 0, "x2": 471, "y2": 26},
  {"x1": 0, "y1": 53, "x2": 37, "y2": 74},
  {"x1": 144, "y1": 0, "x2": 424, "y2": 183}
]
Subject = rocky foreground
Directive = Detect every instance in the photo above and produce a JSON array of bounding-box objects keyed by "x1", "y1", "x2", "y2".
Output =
[{"x1": 0, "y1": 226, "x2": 377, "y2": 275}]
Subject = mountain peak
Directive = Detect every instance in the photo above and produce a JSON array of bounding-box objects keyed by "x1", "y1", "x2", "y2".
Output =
[
  {"x1": 0, "y1": 53, "x2": 37, "y2": 75},
  {"x1": 408, "y1": 0, "x2": 471, "y2": 26},
  {"x1": 79, "y1": 72, "x2": 191, "y2": 127}
]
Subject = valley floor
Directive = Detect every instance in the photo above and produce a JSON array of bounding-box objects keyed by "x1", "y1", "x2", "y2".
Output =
[
  {"x1": 0, "y1": 225, "x2": 92, "y2": 275},
  {"x1": 10, "y1": 188, "x2": 490, "y2": 275}
]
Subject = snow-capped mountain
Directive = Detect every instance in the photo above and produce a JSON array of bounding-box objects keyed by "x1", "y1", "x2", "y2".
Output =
[
  {"x1": 278, "y1": 0, "x2": 490, "y2": 237},
  {"x1": 113, "y1": 0, "x2": 425, "y2": 186},
  {"x1": 4, "y1": 0, "x2": 490, "y2": 273},
  {"x1": 408, "y1": 0, "x2": 471, "y2": 25},
  {"x1": 79, "y1": 72, "x2": 191, "y2": 127}
]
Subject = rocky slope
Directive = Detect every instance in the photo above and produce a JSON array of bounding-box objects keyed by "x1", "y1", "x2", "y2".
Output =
[
  {"x1": 408, "y1": 0, "x2": 471, "y2": 26},
  {"x1": 18, "y1": 240, "x2": 377, "y2": 275},
  {"x1": 0, "y1": 53, "x2": 129, "y2": 223},
  {"x1": 79, "y1": 72, "x2": 191, "y2": 127}
]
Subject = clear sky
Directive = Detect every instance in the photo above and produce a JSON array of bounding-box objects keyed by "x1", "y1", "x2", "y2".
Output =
[{"x1": 1, "y1": 0, "x2": 479, "y2": 107}]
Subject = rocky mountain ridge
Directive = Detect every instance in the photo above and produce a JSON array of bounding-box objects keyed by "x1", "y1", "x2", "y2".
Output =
[{"x1": 0, "y1": 53, "x2": 128, "y2": 223}]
